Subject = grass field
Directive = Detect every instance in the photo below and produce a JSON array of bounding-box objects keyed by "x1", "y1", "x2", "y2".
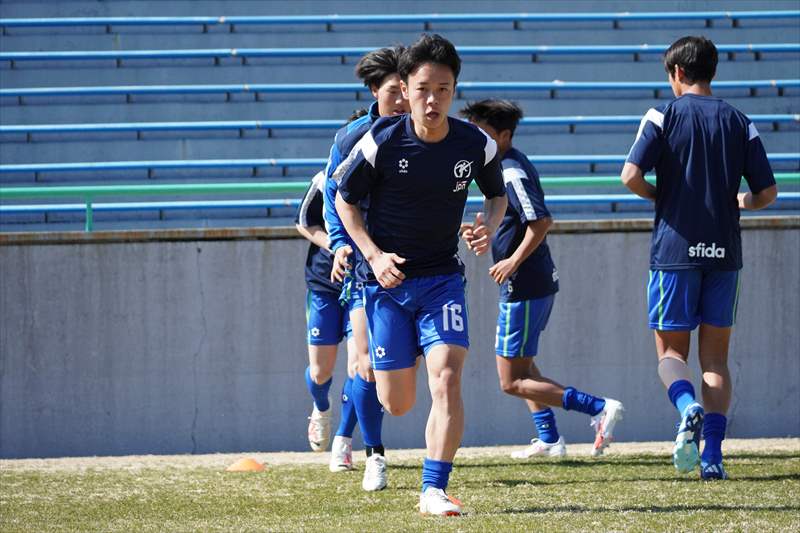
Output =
[{"x1": 1, "y1": 439, "x2": 798, "y2": 532}]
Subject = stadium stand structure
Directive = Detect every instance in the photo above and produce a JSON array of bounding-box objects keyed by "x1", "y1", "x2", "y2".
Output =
[{"x1": 0, "y1": 0, "x2": 798, "y2": 230}]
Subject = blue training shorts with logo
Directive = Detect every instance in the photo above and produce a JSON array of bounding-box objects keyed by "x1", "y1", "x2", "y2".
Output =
[
  {"x1": 306, "y1": 290, "x2": 351, "y2": 345},
  {"x1": 339, "y1": 272, "x2": 365, "y2": 311},
  {"x1": 495, "y1": 294, "x2": 555, "y2": 357},
  {"x1": 364, "y1": 272, "x2": 468, "y2": 371},
  {"x1": 648, "y1": 269, "x2": 741, "y2": 331}
]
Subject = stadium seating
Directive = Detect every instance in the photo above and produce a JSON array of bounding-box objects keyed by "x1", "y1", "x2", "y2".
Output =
[{"x1": 1, "y1": 0, "x2": 798, "y2": 229}]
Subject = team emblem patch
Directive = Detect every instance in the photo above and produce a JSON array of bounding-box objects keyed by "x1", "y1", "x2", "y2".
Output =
[
  {"x1": 453, "y1": 160, "x2": 473, "y2": 179},
  {"x1": 310, "y1": 327, "x2": 320, "y2": 337},
  {"x1": 398, "y1": 158, "x2": 409, "y2": 174},
  {"x1": 375, "y1": 346, "x2": 387, "y2": 358}
]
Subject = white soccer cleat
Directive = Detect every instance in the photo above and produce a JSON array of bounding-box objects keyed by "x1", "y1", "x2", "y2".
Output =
[
  {"x1": 590, "y1": 398, "x2": 624, "y2": 457},
  {"x1": 511, "y1": 436, "x2": 567, "y2": 459},
  {"x1": 307, "y1": 403, "x2": 332, "y2": 452},
  {"x1": 673, "y1": 402, "x2": 704, "y2": 473},
  {"x1": 329, "y1": 435, "x2": 353, "y2": 472},
  {"x1": 362, "y1": 454, "x2": 388, "y2": 491},
  {"x1": 419, "y1": 487, "x2": 462, "y2": 516}
]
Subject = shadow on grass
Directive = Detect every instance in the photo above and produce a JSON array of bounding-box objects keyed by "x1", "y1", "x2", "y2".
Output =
[
  {"x1": 498, "y1": 503, "x2": 800, "y2": 515},
  {"x1": 474, "y1": 471, "x2": 800, "y2": 488}
]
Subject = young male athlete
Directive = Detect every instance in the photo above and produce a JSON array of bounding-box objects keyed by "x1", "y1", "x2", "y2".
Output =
[
  {"x1": 317, "y1": 45, "x2": 409, "y2": 491},
  {"x1": 460, "y1": 99, "x2": 625, "y2": 459},
  {"x1": 335, "y1": 34, "x2": 508, "y2": 515},
  {"x1": 622, "y1": 36, "x2": 777, "y2": 479}
]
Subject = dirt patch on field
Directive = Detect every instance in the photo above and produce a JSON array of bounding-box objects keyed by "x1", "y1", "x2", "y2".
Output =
[{"x1": 1, "y1": 438, "x2": 796, "y2": 472}]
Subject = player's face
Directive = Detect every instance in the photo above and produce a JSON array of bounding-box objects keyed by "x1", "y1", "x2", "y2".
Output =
[
  {"x1": 371, "y1": 73, "x2": 409, "y2": 117},
  {"x1": 401, "y1": 62, "x2": 455, "y2": 138}
]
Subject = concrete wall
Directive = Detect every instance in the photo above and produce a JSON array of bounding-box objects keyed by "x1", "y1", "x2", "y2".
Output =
[{"x1": 1, "y1": 220, "x2": 798, "y2": 458}]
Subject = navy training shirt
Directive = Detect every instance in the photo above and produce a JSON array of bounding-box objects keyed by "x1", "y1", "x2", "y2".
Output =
[
  {"x1": 492, "y1": 148, "x2": 559, "y2": 302},
  {"x1": 626, "y1": 94, "x2": 775, "y2": 270},
  {"x1": 295, "y1": 171, "x2": 342, "y2": 295},
  {"x1": 337, "y1": 115, "x2": 506, "y2": 280}
]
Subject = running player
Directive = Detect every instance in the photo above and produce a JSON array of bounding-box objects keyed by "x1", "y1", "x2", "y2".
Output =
[
  {"x1": 320, "y1": 46, "x2": 409, "y2": 491},
  {"x1": 335, "y1": 34, "x2": 508, "y2": 515},
  {"x1": 459, "y1": 99, "x2": 624, "y2": 459},
  {"x1": 622, "y1": 36, "x2": 777, "y2": 479}
]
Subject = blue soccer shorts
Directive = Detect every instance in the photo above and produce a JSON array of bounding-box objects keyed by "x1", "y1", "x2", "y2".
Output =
[
  {"x1": 306, "y1": 290, "x2": 351, "y2": 345},
  {"x1": 363, "y1": 273, "x2": 469, "y2": 371},
  {"x1": 648, "y1": 269, "x2": 741, "y2": 331},
  {"x1": 495, "y1": 294, "x2": 555, "y2": 358},
  {"x1": 339, "y1": 272, "x2": 365, "y2": 311}
]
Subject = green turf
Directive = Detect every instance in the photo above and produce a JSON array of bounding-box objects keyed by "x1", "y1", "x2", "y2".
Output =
[{"x1": 2, "y1": 451, "x2": 799, "y2": 532}]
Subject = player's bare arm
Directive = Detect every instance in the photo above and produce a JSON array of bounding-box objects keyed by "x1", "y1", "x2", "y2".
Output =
[
  {"x1": 489, "y1": 217, "x2": 553, "y2": 285},
  {"x1": 335, "y1": 191, "x2": 406, "y2": 288},
  {"x1": 621, "y1": 162, "x2": 657, "y2": 201},
  {"x1": 738, "y1": 184, "x2": 778, "y2": 210},
  {"x1": 296, "y1": 223, "x2": 331, "y2": 253}
]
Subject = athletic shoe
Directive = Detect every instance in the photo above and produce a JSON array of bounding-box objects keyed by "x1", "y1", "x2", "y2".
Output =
[
  {"x1": 511, "y1": 436, "x2": 566, "y2": 459},
  {"x1": 362, "y1": 454, "x2": 387, "y2": 491},
  {"x1": 419, "y1": 487, "x2": 462, "y2": 516},
  {"x1": 590, "y1": 398, "x2": 625, "y2": 456},
  {"x1": 700, "y1": 461, "x2": 729, "y2": 480},
  {"x1": 329, "y1": 435, "x2": 353, "y2": 472},
  {"x1": 673, "y1": 402, "x2": 704, "y2": 473},
  {"x1": 307, "y1": 402, "x2": 331, "y2": 452}
]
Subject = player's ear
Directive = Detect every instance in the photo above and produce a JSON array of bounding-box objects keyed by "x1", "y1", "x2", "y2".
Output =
[
  {"x1": 400, "y1": 79, "x2": 409, "y2": 100},
  {"x1": 370, "y1": 83, "x2": 380, "y2": 100}
]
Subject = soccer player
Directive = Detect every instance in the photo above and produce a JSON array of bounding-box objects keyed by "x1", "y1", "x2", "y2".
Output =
[
  {"x1": 622, "y1": 36, "x2": 777, "y2": 479},
  {"x1": 320, "y1": 46, "x2": 409, "y2": 491},
  {"x1": 459, "y1": 99, "x2": 624, "y2": 459},
  {"x1": 334, "y1": 34, "x2": 508, "y2": 515}
]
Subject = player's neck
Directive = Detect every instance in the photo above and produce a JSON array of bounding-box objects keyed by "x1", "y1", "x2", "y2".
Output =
[
  {"x1": 678, "y1": 82, "x2": 712, "y2": 97},
  {"x1": 411, "y1": 117, "x2": 449, "y2": 143}
]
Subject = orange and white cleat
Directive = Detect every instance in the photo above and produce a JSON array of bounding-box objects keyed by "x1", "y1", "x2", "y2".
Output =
[
  {"x1": 590, "y1": 398, "x2": 624, "y2": 457},
  {"x1": 419, "y1": 487, "x2": 462, "y2": 516}
]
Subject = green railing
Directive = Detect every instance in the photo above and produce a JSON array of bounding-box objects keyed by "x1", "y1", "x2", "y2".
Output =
[{"x1": 2, "y1": 173, "x2": 798, "y2": 232}]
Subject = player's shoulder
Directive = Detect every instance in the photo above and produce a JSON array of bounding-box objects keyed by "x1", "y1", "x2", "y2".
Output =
[
  {"x1": 450, "y1": 116, "x2": 492, "y2": 145},
  {"x1": 335, "y1": 113, "x2": 374, "y2": 152},
  {"x1": 310, "y1": 170, "x2": 326, "y2": 192},
  {"x1": 501, "y1": 148, "x2": 536, "y2": 181}
]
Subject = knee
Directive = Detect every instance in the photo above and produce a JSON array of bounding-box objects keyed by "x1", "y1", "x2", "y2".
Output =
[
  {"x1": 308, "y1": 365, "x2": 330, "y2": 385},
  {"x1": 381, "y1": 395, "x2": 414, "y2": 416},
  {"x1": 499, "y1": 376, "x2": 518, "y2": 396},
  {"x1": 430, "y1": 367, "x2": 462, "y2": 402}
]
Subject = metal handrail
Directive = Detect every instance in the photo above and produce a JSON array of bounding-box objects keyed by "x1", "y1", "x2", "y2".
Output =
[
  {"x1": 2, "y1": 174, "x2": 798, "y2": 232},
  {"x1": 1, "y1": 10, "x2": 798, "y2": 28},
  {"x1": 3, "y1": 43, "x2": 798, "y2": 62},
  {"x1": 3, "y1": 114, "x2": 798, "y2": 136},
  {"x1": 2, "y1": 79, "x2": 797, "y2": 99}
]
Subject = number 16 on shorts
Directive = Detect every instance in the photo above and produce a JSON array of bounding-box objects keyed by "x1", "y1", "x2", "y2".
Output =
[{"x1": 442, "y1": 303, "x2": 464, "y2": 332}]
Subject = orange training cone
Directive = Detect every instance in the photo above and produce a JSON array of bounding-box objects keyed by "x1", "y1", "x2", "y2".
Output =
[{"x1": 226, "y1": 457, "x2": 266, "y2": 472}]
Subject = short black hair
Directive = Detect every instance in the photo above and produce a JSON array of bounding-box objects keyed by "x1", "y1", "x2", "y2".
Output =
[
  {"x1": 398, "y1": 34, "x2": 461, "y2": 81},
  {"x1": 459, "y1": 99, "x2": 523, "y2": 137},
  {"x1": 354, "y1": 45, "x2": 405, "y2": 89},
  {"x1": 346, "y1": 107, "x2": 369, "y2": 124},
  {"x1": 664, "y1": 36, "x2": 718, "y2": 84}
]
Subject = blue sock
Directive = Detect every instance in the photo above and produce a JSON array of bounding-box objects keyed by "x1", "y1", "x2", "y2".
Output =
[
  {"x1": 352, "y1": 373, "x2": 383, "y2": 448},
  {"x1": 305, "y1": 366, "x2": 332, "y2": 411},
  {"x1": 667, "y1": 379, "x2": 696, "y2": 416},
  {"x1": 531, "y1": 408, "x2": 560, "y2": 444},
  {"x1": 562, "y1": 387, "x2": 606, "y2": 416},
  {"x1": 422, "y1": 458, "x2": 453, "y2": 492},
  {"x1": 701, "y1": 413, "x2": 727, "y2": 465},
  {"x1": 335, "y1": 377, "x2": 358, "y2": 438}
]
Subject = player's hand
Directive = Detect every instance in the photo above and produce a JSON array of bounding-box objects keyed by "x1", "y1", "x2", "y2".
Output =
[
  {"x1": 369, "y1": 252, "x2": 406, "y2": 289},
  {"x1": 463, "y1": 212, "x2": 491, "y2": 256},
  {"x1": 331, "y1": 245, "x2": 353, "y2": 283},
  {"x1": 489, "y1": 258, "x2": 518, "y2": 285}
]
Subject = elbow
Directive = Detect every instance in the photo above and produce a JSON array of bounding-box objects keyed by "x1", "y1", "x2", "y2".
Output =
[{"x1": 763, "y1": 185, "x2": 779, "y2": 207}]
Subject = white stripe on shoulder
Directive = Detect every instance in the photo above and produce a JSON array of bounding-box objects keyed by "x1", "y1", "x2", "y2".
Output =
[
  {"x1": 509, "y1": 177, "x2": 537, "y2": 221},
  {"x1": 480, "y1": 129, "x2": 498, "y2": 166},
  {"x1": 501, "y1": 165, "x2": 527, "y2": 184},
  {"x1": 634, "y1": 108, "x2": 665, "y2": 142},
  {"x1": 748, "y1": 122, "x2": 760, "y2": 141},
  {"x1": 298, "y1": 170, "x2": 325, "y2": 227},
  {"x1": 331, "y1": 130, "x2": 378, "y2": 184}
]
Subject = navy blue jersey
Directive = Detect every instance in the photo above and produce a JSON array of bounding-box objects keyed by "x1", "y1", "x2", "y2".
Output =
[
  {"x1": 492, "y1": 148, "x2": 559, "y2": 302},
  {"x1": 323, "y1": 102, "x2": 380, "y2": 252},
  {"x1": 626, "y1": 94, "x2": 775, "y2": 270},
  {"x1": 337, "y1": 115, "x2": 506, "y2": 280},
  {"x1": 295, "y1": 171, "x2": 341, "y2": 295}
]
